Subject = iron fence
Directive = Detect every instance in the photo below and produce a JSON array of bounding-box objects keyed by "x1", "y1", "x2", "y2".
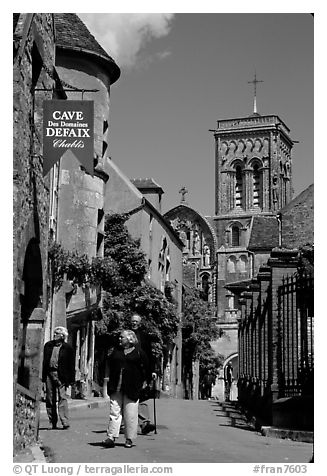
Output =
[{"x1": 278, "y1": 272, "x2": 314, "y2": 397}]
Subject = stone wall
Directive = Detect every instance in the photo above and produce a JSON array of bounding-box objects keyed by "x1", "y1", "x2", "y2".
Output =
[
  {"x1": 14, "y1": 385, "x2": 39, "y2": 454},
  {"x1": 13, "y1": 12, "x2": 56, "y2": 451},
  {"x1": 237, "y1": 250, "x2": 313, "y2": 429}
]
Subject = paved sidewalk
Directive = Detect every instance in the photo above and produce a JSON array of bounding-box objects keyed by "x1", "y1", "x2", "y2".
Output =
[
  {"x1": 13, "y1": 397, "x2": 109, "y2": 463},
  {"x1": 36, "y1": 398, "x2": 313, "y2": 463}
]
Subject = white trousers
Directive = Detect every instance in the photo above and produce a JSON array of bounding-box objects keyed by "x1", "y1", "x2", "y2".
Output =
[{"x1": 107, "y1": 391, "x2": 139, "y2": 440}]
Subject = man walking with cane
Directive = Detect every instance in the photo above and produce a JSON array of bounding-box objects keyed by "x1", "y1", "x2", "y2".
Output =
[
  {"x1": 42, "y1": 326, "x2": 75, "y2": 429},
  {"x1": 130, "y1": 313, "x2": 157, "y2": 434}
]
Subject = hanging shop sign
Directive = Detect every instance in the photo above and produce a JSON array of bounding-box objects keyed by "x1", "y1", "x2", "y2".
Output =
[{"x1": 43, "y1": 100, "x2": 94, "y2": 176}]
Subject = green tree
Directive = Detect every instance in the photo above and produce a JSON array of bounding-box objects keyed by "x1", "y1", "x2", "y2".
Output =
[
  {"x1": 103, "y1": 213, "x2": 148, "y2": 293},
  {"x1": 182, "y1": 287, "x2": 224, "y2": 375},
  {"x1": 95, "y1": 213, "x2": 179, "y2": 358},
  {"x1": 48, "y1": 213, "x2": 179, "y2": 389},
  {"x1": 49, "y1": 213, "x2": 179, "y2": 359}
]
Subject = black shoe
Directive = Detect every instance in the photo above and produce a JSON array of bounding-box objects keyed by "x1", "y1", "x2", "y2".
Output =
[
  {"x1": 125, "y1": 439, "x2": 133, "y2": 448},
  {"x1": 62, "y1": 424, "x2": 70, "y2": 430},
  {"x1": 141, "y1": 422, "x2": 155, "y2": 435},
  {"x1": 102, "y1": 437, "x2": 115, "y2": 448}
]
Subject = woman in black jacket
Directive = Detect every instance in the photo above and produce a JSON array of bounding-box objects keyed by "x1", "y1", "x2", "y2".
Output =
[{"x1": 103, "y1": 330, "x2": 149, "y2": 448}]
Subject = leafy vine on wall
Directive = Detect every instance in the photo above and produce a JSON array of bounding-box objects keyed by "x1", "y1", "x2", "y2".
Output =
[{"x1": 48, "y1": 242, "x2": 116, "y2": 291}]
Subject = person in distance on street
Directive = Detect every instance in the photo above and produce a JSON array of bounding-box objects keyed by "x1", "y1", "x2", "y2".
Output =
[
  {"x1": 103, "y1": 330, "x2": 149, "y2": 448},
  {"x1": 201, "y1": 369, "x2": 216, "y2": 400},
  {"x1": 42, "y1": 326, "x2": 75, "y2": 430},
  {"x1": 224, "y1": 361, "x2": 233, "y2": 402}
]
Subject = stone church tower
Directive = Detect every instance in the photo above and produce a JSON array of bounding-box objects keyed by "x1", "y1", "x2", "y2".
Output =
[
  {"x1": 213, "y1": 113, "x2": 294, "y2": 216},
  {"x1": 166, "y1": 89, "x2": 296, "y2": 398},
  {"x1": 207, "y1": 111, "x2": 295, "y2": 395}
]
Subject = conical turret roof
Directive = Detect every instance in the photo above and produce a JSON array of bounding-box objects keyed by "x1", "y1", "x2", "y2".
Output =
[{"x1": 54, "y1": 13, "x2": 120, "y2": 84}]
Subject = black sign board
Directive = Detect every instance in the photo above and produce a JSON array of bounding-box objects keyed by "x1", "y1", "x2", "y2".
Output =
[{"x1": 43, "y1": 100, "x2": 94, "y2": 176}]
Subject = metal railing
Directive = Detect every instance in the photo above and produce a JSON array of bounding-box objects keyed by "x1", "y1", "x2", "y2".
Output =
[{"x1": 277, "y1": 272, "x2": 314, "y2": 397}]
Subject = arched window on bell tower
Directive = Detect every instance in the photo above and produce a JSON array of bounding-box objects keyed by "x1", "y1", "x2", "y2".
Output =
[
  {"x1": 249, "y1": 158, "x2": 263, "y2": 210},
  {"x1": 231, "y1": 225, "x2": 240, "y2": 247},
  {"x1": 253, "y1": 163, "x2": 261, "y2": 208},
  {"x1": 235, "y1": 165, "x2": 243, "y2": 209}
]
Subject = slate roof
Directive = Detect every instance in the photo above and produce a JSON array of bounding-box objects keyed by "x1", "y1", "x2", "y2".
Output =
[
  {"x1": 279, "y1": 184, "x2": 314, "y2": 249},
  {"x1": 131, "y1": 178, "x2": 164, "y2": 194},
  {"x1": 248, "y1": 215, "x2": 279, "y2": 250},
  {"x1": 54, "y1": 13, "x2": 120, "y2": 84},
  {"x1": 279, "y1": 184, "x2": 314, "y2": 215}
]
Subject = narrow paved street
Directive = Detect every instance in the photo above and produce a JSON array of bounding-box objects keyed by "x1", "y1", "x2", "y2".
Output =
[{"x1": 39, "y1": 398, "x2": 312, "y2": 463}]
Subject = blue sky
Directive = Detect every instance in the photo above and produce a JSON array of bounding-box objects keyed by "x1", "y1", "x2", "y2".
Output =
[{"x1": 79, "y1": 12, "x2": 313, "y2": 216}]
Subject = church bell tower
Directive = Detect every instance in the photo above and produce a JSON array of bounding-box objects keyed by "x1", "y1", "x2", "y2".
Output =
[{"x1": 211, "y1": 76, "x2": 294, "y2": 216}]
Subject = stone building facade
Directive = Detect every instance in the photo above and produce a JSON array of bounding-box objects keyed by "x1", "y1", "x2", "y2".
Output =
[
  {"x1": 105, "y1": 163, "x2": 184, "y2": 397},
  {"x1": 166, "y1": 113, "x2": 296, "y2": 400},
  {"x1": 210, "y1": 114, "x2": 294, "y2": 314},
  {"x1": 47, "y1": 14, "x2": 120, "y2": 397},
  {"x1": 163, "y1": 202, "x2": 218, "y2": 399},
  {"x1": 213, "y1": 114, "x2": 293, "y2": 215},
  {"x1": 209, "y1": 113, "x2": 295, "y2": 397},
  {"x1": 164, "y1": 203, "x2": 217, "y2": 303},
  {"x1": 13, "y1": 13, "x2": 57, "y2": 453},
  {"x1": 13, "y1": 13, "x2": 120, "y2": 454},
  {"x1": 235, "y1": 185, "x2": 314, "y2": 429}
]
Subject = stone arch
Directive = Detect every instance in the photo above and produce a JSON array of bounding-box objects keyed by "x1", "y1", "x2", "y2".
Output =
[
  {"x1": 226, "y1": 221, "x2": 242, "y2": 247},
  {"x1": 227, "y1": 255, "x2": 237, "y2": 273},
  {"x1": 248, "y1": 157, "x2": 263, "y2": 169},
  {"x1": 230, "y1": 160, "x2": 245, "y2": 210},
  {"x1": 254, "y1": 138, "x2": 263, "y2": 152},
  {"x1": 199, "y1": 271, "x2": 210, "y2": 301},
  {"x1": 164, "y1": 204, "x2": 218, "y2": 304},
  {"x1": 229, "y1": 140, "x2": 237, "y2": 153},
  {"x1": 249, "y1": 157, "x2": 263, "y2": 208},
  {"x1": 211, "y1": 352, "x2": 239, "y2": 402},
  {"x1": 164, "y1": 204, "x2": 218, "y2": 255},
  {"x1": 246, "y1": 139, "x2": 254, "y2": 153},
  {"x1": 238, "y1": 254, "x2": 248, "y2": 273},
  {"x1": 263, "y1": 138, "x2": 269, "y2": 155},
  {"x1": 221, "y1": 141, "x2": 228, "y2": 155},
  {"x1": 223, "y1": 353, "x2": 239, "y2": 379},
  {"x1": 237, "y1": 140, "x2": 246, "y2": 154},
  {"x1": 231, "y1": 158, "x2": 245, "y2": 169}
]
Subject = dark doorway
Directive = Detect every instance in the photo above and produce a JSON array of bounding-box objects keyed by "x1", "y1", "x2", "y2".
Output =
[{"x1": 18, "y1": 239, "x2": 43, "y2": 389}]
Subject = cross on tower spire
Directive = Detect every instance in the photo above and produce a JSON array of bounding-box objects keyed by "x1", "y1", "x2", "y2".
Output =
[
  {"x1": 248, "y1": 71, "x2": 264, "y2": 114},
  {"x1": 179, "y1": 186, "x2": 188, "y2": 203}
]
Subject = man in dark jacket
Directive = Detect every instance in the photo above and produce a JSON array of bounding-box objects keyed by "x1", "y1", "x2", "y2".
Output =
[
  {"x1": 42, "y1": 326, "x2": 75, "y2": 429},
  {"x1": 130, "y1": 313, "x2": 157, "y2": 435},
  {"x1": 201, "y1": 369, "x2": 216, "y2": 399}
]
